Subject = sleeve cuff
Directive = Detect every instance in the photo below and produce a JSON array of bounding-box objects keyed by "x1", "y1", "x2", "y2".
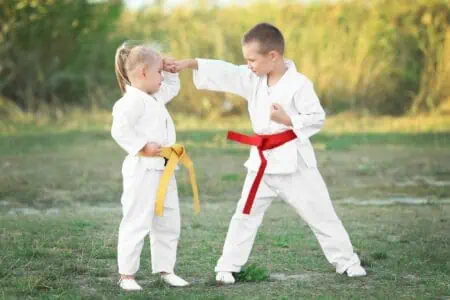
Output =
[
  {"x1": 290, "y1": 114, "x2": 304, "y2": 130},
  {"x1": 290, "y1": 114, "x2": 308, "y2": 143},
  {"x1": 192, "y1": 58, "x2": 208, "y2": 89}
]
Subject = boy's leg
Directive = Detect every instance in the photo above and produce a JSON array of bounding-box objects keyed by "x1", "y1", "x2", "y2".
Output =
[
  {"x1": 215, "y1": 171, "x2": 276, "y2": 273},
  {"x1": 269, "y1": 164, "x2": 364, "y2": 275},
  {"x1": 150, "y1": 174, "x2": 181, "y2": 274},
  {"x1": 117, "y1": 168, "x2": 158, "y2": 276}
]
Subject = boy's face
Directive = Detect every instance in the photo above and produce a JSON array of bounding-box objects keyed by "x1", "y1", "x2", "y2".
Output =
[{"x1": 242, "y1": 41, "x2": 278, "y2": 76}]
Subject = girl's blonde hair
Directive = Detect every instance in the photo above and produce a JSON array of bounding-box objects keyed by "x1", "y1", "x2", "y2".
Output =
[{"x1": 114, "y1": 41, "x2": 161, "y2": 94}]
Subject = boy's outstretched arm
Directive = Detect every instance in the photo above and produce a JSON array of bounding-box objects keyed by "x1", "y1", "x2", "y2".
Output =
[
  {"x1": 174, "y1": 58, "x2": 254, "y2": 100},
  {"x1": 174, "y1": 59, "x2": 198, "y2": 70}
]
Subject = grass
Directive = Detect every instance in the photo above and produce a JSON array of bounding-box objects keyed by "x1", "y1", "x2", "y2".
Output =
[
  {"x1": 234, "y1": 264, "x2": 270, "y2": 283},
  {"x1": 2, "y1": 109, "x2": 450, "y2": 135},
  {"x1": 1, "y1": 116, "x2": 450, "y2": 299},
  {"x1": 1, "y1": 203, "x2": 449, "y2": 299}
]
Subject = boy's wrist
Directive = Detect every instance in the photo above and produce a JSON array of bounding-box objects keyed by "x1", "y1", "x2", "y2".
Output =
[
  {"x1": 174, "y1": 58, "x2": 198, "y2": 72},
  {"x1": 186, "y1": 59, "x2": 198, "y2": 70},
  {"x1": 284, "y1": 115, "x2": 293, "y2": 127}
]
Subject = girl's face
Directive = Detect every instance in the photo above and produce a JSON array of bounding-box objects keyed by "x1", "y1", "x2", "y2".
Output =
[{"x1": 143, "y1": 57, "x2": 164, "y2": 94}]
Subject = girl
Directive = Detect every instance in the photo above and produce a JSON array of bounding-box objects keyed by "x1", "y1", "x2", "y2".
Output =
[{"x1": 111, "y1": 41, "x2": 188, "y2": 291}]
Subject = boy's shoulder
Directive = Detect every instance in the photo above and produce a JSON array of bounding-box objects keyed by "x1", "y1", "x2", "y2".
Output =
[
  {"x1": 295, "y1": 71, "x2": 314, "y2": 90},
  {"x1": 285, "y1": 59, "x2": 313, "y2": 87},
  {"x1": 293, "y1": 70, "x2": 310, "y2": 83},
  {"x1": 287, "y1": 69, "x2": 313, "y2": 93}
]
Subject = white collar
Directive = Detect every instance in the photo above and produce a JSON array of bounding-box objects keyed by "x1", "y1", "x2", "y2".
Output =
[
  {"x1": 125, "y1": 85, "x2": 157, "y2": 102},
  {"x1": 265, "y1": 59, "x2": 297, "y2": 89},
  {"x1": 284, "y1": 59, "x2": 297, "y2": 72}
]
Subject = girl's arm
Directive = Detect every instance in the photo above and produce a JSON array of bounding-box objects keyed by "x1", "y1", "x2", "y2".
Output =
[
  {"x1": 153, "y1": 71, "x2": 181, "y2": 104},
  {"x1": 111, "y1": 98, "x2": 150, "y2": 156}
]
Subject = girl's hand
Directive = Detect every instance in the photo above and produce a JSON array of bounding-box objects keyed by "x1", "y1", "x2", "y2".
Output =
[{"x1": 141, "y1": 142, "x2": 162, "y2": 156}]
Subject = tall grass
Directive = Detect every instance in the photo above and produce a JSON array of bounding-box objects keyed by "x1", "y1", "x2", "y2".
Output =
[
  {"x1": 1, "y1": 0, "x2": 449, "y2": 116},
  {"x1": 122, "y1": 0, "x2": 450, "y2": 116}
]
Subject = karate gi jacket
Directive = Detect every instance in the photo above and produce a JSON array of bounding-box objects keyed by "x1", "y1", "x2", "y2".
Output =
[
  {"x1": 193, "y1": 59, "x2": 325, "y2": 174},
  {"x1": 111, "y1": 72, "x2": 180, "y2": 173}
]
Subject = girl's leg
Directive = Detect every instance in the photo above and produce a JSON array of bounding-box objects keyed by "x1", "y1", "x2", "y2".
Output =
[
  {"x1": 117, "y1": 169, "x2": 159, "y2": 276},
  {"x1": 150, "y1": 175, "x2": 180, "y2": 274}
]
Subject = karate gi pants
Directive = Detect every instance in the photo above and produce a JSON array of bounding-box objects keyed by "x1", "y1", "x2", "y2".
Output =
[
  {"x1": 215, "y1": 157, "x2": 360, "y2": 274},
  {"x1": 117, "y1": 165, "x2": 180, "y2": 275}
]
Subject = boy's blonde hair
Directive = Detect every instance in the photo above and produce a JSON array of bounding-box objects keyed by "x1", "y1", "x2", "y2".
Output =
[{"x1": 114, "y1": 41, "x2": 161, "y2": 94}]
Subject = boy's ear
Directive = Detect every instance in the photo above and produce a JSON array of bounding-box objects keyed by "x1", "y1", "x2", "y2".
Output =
[{"x1": 268, "y1": 50, "x2": 279, "y2": 61}]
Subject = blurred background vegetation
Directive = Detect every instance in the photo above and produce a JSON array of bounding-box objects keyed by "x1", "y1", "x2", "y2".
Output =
[{"x1": 1, "y1": 0, "x2": 450, "y2": 123}]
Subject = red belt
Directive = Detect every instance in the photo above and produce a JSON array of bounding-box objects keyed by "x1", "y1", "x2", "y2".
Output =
[{"x1": 227, "y1": 129, "x2": 297, "y2": 214}]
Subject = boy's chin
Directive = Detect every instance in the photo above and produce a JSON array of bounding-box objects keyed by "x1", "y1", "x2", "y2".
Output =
[{"x1": 253, "y1": 70, "x2": 267, "y2": 77}]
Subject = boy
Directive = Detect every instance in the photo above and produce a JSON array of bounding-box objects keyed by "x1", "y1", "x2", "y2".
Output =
[{"x1": 174, "y1": 23, "x2": 367, "y2": 283}]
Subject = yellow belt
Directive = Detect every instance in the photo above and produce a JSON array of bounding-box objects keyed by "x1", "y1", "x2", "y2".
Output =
[{"x1": 139, "y1": 144, "x2": 200, "y2": 216}]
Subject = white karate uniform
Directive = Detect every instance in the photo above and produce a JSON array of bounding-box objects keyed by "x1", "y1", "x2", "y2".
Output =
[
  {"x1": 193, "y1": 59, "x2": 361, "y2": 274},
  {"x1": 111, "y1": 72, "x2": 182, "y2": 275}
]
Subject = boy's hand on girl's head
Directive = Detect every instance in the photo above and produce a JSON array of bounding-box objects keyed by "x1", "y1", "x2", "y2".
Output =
[
  {"x1": 163, "y1": 57, "x2": 177, "y2": 73},
  {"x1": 173, "y1": 59, "x2": 193, "y2": 72},
  {"x1": 270, "y1": 103, "x2": 292, "y2": 126},
  {"x1": 141, "y1": 142, "x2": 162, "y2": 157}
]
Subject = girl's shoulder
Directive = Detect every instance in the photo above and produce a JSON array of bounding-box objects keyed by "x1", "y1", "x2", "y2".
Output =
[{"x1": 112, "y1": 92, "x2": 145, "y2": 114}]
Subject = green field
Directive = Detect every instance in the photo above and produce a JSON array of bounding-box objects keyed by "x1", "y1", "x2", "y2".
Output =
[{"x1": 1, "y1": 126, "x2": 449, "y2": 299}]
